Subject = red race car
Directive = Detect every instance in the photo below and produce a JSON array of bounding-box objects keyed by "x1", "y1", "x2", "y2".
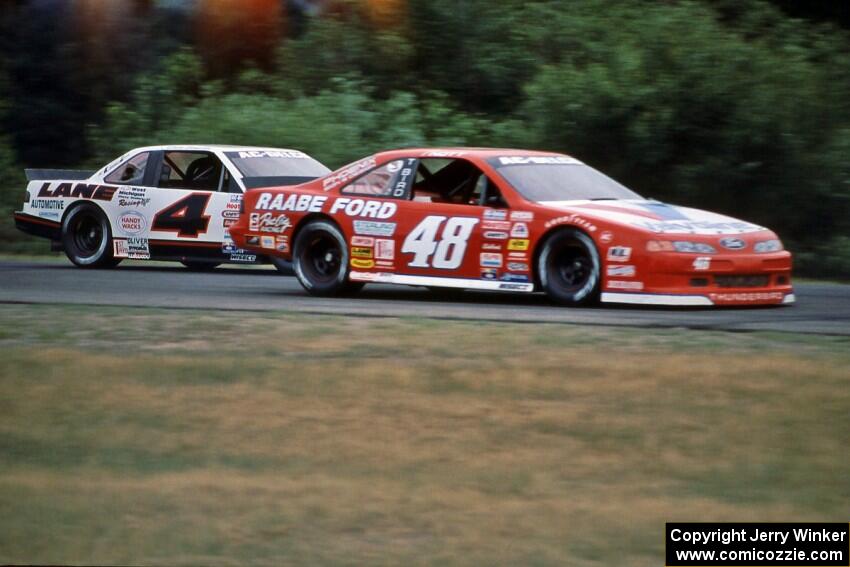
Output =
[{"x1": 229, "y1": 148, "x2": 794, "y2": 306}]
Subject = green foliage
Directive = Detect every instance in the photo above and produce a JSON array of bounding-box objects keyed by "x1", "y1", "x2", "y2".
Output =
[
  {"x1": 0, "y1": 136, "x2": 43, "y2": 254},
  {"x1": 87, "y1": 50, "x2": 205, "y2": 163},
  {"x1": 0, "y1": 59, "x2": 40, "y2": 253},
  {"x1": 519, "y1": 1, "x2": 850, "y2": 272},
  {"x1": 87, "y1": 67, "x2": 522, "y2": 170}
]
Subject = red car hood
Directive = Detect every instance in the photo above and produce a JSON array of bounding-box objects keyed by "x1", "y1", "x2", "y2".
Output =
[{"x1": 538, "y1": 199, "x2": 768, "y2": 235}]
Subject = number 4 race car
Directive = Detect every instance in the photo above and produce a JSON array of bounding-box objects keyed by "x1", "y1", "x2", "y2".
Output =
[
  {"x1": 229, "y1": 147, "x2": 795, "y2": 307},
  {"x1": 14, "y1": 145, "x2": 330, "y2": 270}
]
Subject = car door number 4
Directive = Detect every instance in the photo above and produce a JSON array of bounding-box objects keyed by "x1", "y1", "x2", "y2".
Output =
[
  {"x1": 152, "y1": 193, "x2": 212, "y2": 238},
  {"x1": 402, "y1": 215, "x2": 479, "y2": 269}
]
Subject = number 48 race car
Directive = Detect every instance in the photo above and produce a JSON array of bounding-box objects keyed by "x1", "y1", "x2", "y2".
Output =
[
  {"x1": 14, "y1": 145, "x2": 330, "y2": 270},
  {"x1": 229, "y1": 148, "x2": 794, "y2": 307}
]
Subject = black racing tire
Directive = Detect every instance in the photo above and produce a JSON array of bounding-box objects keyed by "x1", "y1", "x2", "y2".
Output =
[
  {"x1": 269, "y1": 256, "x2": 294, "y2": 275},
  {"x1": 61, "y1": 203, "x2": 121, "y2": 268},
  {"x1": 181, "y1": 261, "x2": 220, "y2": 271},
  {"x1": 292, "y1": 219, "x2": 354, "y2": 296},
  {"x1": 537, "y1": 228, "x2": 601, "y2": 306}
]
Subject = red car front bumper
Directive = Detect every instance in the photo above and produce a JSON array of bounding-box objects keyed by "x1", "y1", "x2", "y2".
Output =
[{"x1": 601, "y1": 250, "x2": 794, "y2": 306}]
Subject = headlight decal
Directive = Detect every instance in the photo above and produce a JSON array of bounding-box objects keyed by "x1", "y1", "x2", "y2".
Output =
[{"x1": 754, "y1": 239, "x2": 783, "y2": 253}]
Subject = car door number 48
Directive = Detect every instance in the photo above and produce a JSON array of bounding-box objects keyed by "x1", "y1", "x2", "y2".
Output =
[{"x1": 402, "y1": 215, "x2": 479, "y2": 269}]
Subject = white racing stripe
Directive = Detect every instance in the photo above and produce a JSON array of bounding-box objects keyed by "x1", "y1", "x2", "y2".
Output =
[{"x1": 349, "y1": 271, "x2": 535, "y2": 292}]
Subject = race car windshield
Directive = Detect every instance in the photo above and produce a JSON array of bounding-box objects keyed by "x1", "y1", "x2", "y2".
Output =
[
  {"x1": 225, "y1": 151, "x2": 331, "y2": 188},
  {"x1": 492, "y1": 159, "x2": 643, "y2": 202}
]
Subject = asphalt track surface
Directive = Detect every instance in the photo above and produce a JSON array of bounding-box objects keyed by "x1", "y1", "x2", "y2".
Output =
[{"x1": 1, "y1": 259, "x2": 848, "y2": 335}]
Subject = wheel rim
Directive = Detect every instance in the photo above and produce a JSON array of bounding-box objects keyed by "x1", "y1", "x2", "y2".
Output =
[
  {"x1": 549, "y1": 243, "x2": 594, "y2": 294},
  {"x1": 72, "y1": 213, "x2": 104, "y2": 258},
  {"x1": 301, "y1": 233, "x2": 342, "y2": 285}
]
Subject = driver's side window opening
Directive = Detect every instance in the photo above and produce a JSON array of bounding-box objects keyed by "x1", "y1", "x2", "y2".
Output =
[
  {"x1": 104, "y1": 152, "x2": 150, "y2": 185},
  {"x1": 412, "y1": 158, "x2": 506, "y2": 207},
  {"x1": 342, "y1": 158, "x2": 416, "y2": 198},
  {"x1": 159, "y1": 151, "x2": 224, "y2": 192}
]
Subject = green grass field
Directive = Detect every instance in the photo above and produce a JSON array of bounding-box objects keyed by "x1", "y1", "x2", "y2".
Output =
[{"x1": 0, "y1": 304, "x2": 847, "y2": 565}]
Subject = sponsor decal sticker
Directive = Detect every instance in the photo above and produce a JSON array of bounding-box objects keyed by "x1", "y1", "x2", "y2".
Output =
[
  {"x1": 500, "y1": 273, "x2": 530, "y2": 283},
  {"x1": 223, "y1": 241, "x2": 249, "y2": 255},
  {"x1": 329, "y1": 198, "x2": 397, "y2": 219},
  {"x1": 607, "y1": 280, "x2": 644, "y2": 290},
  {"x1": 275, "y1": 235, "x2": 289, "y2": 253},
  {"x1": 255, "y1": 192, "x2": 327, "y2": 213},
  {"x1": 230, "y1": 253, "x2": 257, "y2": 263},
  {"x1": 221, "y1": 209, "x2": 240, "y2": 219},
  {"x1": 261, "y1": 235, "x2": 275, "y2": 249},
  {"x1": 117, "y1": 211, "x2": 146, "y2": 235},
  {"x1": 423, "y1": 150, "x2": 467, "y2": 157},
  {"x1": 113, "y1": 239, "x2": 129, "y2": 258},
  {"x1": 482, "y1": 243, "x2": 502, "y2": 251},
  {"x1": 510, "y1": 211, "x2": 534, "y2": 221},
  {"x1": 482, "y1": 220, "x2": 511, "y2": 230},
  {"x1": 354, "y1": 221, "x2": 396, "y2": 237},
  {"x1": 222, "y1": 232, "x2": 247, "y2": 255},
  {"x1": 375, "y1": 260, "x2": 394, "y2": 269},
  {"x1": 480, "y1": 253, "x2": 503, "y2": 268},
  {"x1": 709, "y1": 292, "x2": 783, "y2": 302},
  {"x1": 30, "y1": 198, "x2": 65, "y2": 210},
  {"x1": 507, "y1": 262, "x2": 529, "y2": 272},
  {"x1": 607, "y1": 265, "x2": 636, "y2": 277},
  {"x1": 599, "y1": 231, "x2": 614, "y2": 243},
  {"x1": 246, "y1": 235, "x2": 260, "y2": 245},
  {"x1": 498, "y1": 156, "x2": 581, "y2": 165},
  {"x1": 351, "y1": 236, "x2": 374, "y2": 247},
  {"x1": 349, "y1": 271, "x2": 379, "y2": 281},
  {"x1": 323, "y1": 157, "x2": 377, "y2": 190},
  {"x1": 351, "y1": 246, "x2": 373, "y2": 259},
  {"x1": 719, "y1": 237, "x2": 747, "y2": 250},
  {"x1": 607, "y1": 246, "x2": 632, "y2": 262},
  {"x1": 126, "y1": 237, "x2": 150, "y2": 259},
  {"x1": 38, "y1": 211, "x2": 60, "y2": 220},
  {"x1": 508, "y1": 252, "x2": 528, "y2": 259},
  {"x1": 692, "y1": 256, "x2": 711, "y2": 271},
  {"x1": 483, "y1": 209, "x2": 508, "y2": 220},
  {"x1": 481, "y1": 268, "x2": 498, "y2": 280},
  {"x1": 484, "y1": 231, "x2": 508, "y2": 240},
  {"x1": 249, "y1": 212, "x2": 292, "y2": 233},
  {"x1": 499, "y1": 282, "x2": 531, "y2": 291},
  {"x1": 351, "y1": 258, "x2": 375, "y2": 269},
  {"x1": 115, "y1": 186, "x2": 150, "y2": 207},
  {"x1": 636, "y1": 219, "x2": 763, "y2": 235},
  {"x1": 375, "y1": 239, "x2": 395, "y2": 260},
  {"x1": 38, "y1": 181, "x2": 117, "y2": 202},
  {"x1": 507, "y1": 239, "x2": 529, "y2": 251},
  {"x1": 544, "y1": 214, "x2": 597, "y2": 232},
  {"x1": 237, "y1": 150, "x2": 308, "y2": 159},
  {"x1": 510, "y1": 222, "x2": 529, "y2": 238}
]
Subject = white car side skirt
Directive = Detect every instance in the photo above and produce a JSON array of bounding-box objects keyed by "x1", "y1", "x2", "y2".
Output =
[
  {"x1": 349, "y1": 271, "x2": 535, "y2": 292},
  {"x1": 601, "y1": 292, "x2": 714, "y2": 306}
]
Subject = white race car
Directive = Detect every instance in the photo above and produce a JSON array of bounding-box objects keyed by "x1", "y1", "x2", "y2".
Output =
[{"x1": 14, "y1": 145, "x2": 330, "y2": 270}]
